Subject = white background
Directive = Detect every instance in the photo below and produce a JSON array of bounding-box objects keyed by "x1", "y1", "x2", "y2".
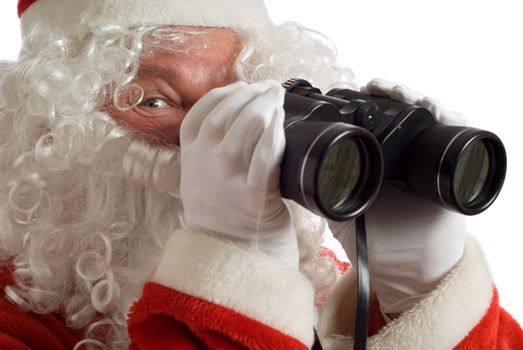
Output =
[{"x1": 2, "y1": 1, "x2": 522, "y2": 325}]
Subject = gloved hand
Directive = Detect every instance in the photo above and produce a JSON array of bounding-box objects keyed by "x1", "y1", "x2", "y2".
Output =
[
  {"x1": 361, "y1": 78, "x2": 469, "y2": 126},
  {"x1": 329, "y1": 79, "x2": 467, "y2": 320},
  {"x1": 180, "y1": 80, "x2": 299, "y2": 267}
]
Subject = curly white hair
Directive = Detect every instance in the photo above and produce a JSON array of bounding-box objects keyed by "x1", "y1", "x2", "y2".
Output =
[{"x1": 0, "y1": 20, "x2": 355, "y2": 349}]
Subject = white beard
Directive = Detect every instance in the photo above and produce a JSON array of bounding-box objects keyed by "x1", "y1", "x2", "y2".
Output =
[
  {"x1": 1, "y1": 111, "x2": 339, "y2": 349},
  {"x1": 1, "y1": 114, "x2": 184, "y2": 348}
]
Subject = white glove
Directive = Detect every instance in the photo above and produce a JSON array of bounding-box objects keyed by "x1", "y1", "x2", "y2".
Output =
[
  {"x1": 330, "y1": 79, "x2": 467, "y2": 319},
  {"x1": 180, "y1": 80, "x2": 299, "y2": 267},
  {"x1": 362, "y1": 78, "x2": 469, "y2": 126}
]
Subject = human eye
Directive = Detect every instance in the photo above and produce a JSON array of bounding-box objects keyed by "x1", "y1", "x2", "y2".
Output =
[
  {"x1": 141, "y1": 98, "x2": 170, "y2": 109},
  {"x1": 131, "y1": 85, "x2": 182, "y2": 117}
]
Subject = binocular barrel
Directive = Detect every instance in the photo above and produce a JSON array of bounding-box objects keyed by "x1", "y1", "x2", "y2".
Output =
[{"x1": 280, "y1": 79, "x2": 507, "y2": 220}]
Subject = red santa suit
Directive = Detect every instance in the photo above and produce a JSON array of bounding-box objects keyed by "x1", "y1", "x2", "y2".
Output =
[
  {"x1": 2, "y1": 1, "x2": 521, "y2": 349},
  {"x1": 2, "y1": 198, "x2": 522, "y2": 349},
  {"x1": 124, "y1": 224, "x2": 523, "y2": 350},
  {"x1": 1, "y1": 226, "x2": 522, "y2": 349}
]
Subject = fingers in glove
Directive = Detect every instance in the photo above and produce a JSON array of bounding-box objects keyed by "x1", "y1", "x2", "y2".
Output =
[
  {"x1": 187, "y1": 80, "x2": 281, "y2": 148},
  {"x1": 366, "y1": 79, "x2": 469, "y2": 125},
  {"x1": 365, "y1": 78, "x2": 399, "y2": 97},
  {"x1": 389, "y1": 85, "x2": 425, "y2": 105},
  {"x1": 180, "y1": 81, "x2": 246, "y2": 145},
  {"x1": 417, "y1": 96, "x2": 444, "y2": 119},
  {"x1": 248, "y1": 105, "x2": 285, "y2": 185},
  {"x1": 213, "y1": 81, "x2": 286, "y2": 231},
  {"x1": 242, "y1": 86, "x2": 284, "y2": 188},
  {"x1": 366, "y1": 78, "x2": 424, "y2": 105},
  {"x1": 365, "y1": 78, "x2": 393, "y2": 96},
  {"x1": 439, "y1": 109, "x2": 469, "y2": 126},
  {"x1": 218, "y1": 80, "x2": 285, "y2": 176},
  {"x1": 418, "y1": 97, "x2": 469, "y2": 126}
]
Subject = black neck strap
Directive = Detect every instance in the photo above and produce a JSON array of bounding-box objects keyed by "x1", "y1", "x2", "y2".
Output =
[
  {"x1": 312, "y1": 215, "x2": 369, "y2": 350},
  {"x1": 354, "y1": 214, "x2": 369, "y2": 350}
]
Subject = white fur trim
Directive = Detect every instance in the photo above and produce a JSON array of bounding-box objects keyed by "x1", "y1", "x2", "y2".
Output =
[
  {"x1": 318, "y1": 234, "x2": 494, "y2": 349},
  {"x1": 20, "y1": 0, "x2": 274, "y2": 39},
  {"x1": 152, "y1": 229, "x2": 315, "y2": 347}
]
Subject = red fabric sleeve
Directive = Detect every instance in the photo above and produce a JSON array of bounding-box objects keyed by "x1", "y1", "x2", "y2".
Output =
[
  {"x1": 128, "y1": 282, "x2": 308, "y2": 350},
  {"x1": 0, "y1": 263, "x2": 81, "y2": 350},
  {"x1": 0, "y1": 332, "x2": 31, "y2": 350},
  {"x1": 456, "y1": 288, "x2": 523, "y2": 350}
]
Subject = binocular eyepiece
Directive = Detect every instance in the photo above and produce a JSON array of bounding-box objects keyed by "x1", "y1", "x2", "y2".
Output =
[{"x1": 280, "y1": 79, "x2": 507, "y2": 220}]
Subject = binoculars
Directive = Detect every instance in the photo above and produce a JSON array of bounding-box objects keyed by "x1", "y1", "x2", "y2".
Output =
[{"x1": 280, "y1": 79, "x2": 507, "y2": 220}]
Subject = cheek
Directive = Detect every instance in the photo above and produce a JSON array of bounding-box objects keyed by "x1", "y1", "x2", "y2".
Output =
[{"x1": 109, "y1": 108, "x2": 186, "y2": 145}]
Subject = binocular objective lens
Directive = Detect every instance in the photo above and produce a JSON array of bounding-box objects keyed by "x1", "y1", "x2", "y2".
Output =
[
  {"x1": 318, "y1": 138, "x2": 362, "y2": 211},
  {"x1": 453, "y1": 140, "x2": 490, "y2": 207}
]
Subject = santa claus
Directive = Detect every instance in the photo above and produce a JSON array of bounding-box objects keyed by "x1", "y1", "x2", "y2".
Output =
[{"x1": 0, "y1": 0, "x2": 521, "y2": 349}]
